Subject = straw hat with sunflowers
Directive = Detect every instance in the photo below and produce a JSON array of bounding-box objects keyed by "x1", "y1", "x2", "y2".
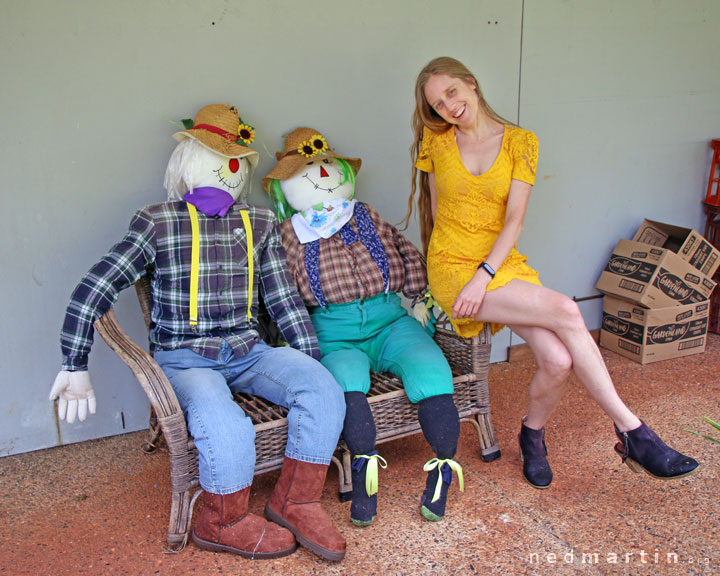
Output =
[{"x1": 262, "y1": 127, "x2": 361, "y2": 191}]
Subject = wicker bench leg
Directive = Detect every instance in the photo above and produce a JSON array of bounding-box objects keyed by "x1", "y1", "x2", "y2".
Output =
[
  {"x1": 334, "y1": 450, "x2": 353, "y2": 501},
  {"x1": 460, "y1": 414, "x2": 501, "y2": 462},
  {"x1": 474, "y1": 412, "x2": 501, "y2": 462},
  {"x1": 163, "y1": 489, "x2": 198, "y2": 552}
]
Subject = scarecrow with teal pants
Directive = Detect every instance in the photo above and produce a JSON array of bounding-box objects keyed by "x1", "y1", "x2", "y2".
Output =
[{"x1": 263, "y1": 127, "x2": 464, "y2": 525}]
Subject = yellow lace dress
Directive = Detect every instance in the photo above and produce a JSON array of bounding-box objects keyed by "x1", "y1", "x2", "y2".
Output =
[{"x1": 416, "y1": 124, "x2": 542, "y2": 337}]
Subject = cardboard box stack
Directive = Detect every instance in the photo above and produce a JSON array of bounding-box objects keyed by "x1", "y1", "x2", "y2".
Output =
[{"x1": 596, "y1": 219, "x2": 719, "y2": 364}]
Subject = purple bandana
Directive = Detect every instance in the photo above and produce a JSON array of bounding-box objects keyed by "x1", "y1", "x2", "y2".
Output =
[{"x1": 183, "y1": 187, "x2": 235, "y2": 217}]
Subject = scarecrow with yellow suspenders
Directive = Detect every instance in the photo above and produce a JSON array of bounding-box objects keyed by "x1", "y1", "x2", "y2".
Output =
[
  {"x1": 49, "y1": 105, "x2": 348, "y2": 562},
  {"x1": 263, "y1": 127, "x2": 465, "y2": 527}
]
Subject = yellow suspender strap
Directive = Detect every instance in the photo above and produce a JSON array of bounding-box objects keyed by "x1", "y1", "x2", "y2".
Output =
[
  {"x1": 186, "y1": 204, "x2": 254, "y2": 329},
  {"x1": 240, "y1": 209, "x2": 254, "y2": 321},
  {"x1": 187, "y1": 203, "x2": 201, "y2": 329}
]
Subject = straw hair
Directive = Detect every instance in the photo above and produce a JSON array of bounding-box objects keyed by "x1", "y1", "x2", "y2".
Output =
[
  {"x1": 173, "y1": 104, "x2": 259, "y2": 166},
  {"x1": 262, "y1": 127, "x2": 361, "y2": 192}
]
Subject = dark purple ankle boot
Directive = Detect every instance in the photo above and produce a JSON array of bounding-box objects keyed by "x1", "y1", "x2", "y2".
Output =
[
  {"x1": 614, "y1": 421, "x2": 698, "y2": 479},
  {"x1": 518, "y1": 418, "x2": 553, "y2": 489}
]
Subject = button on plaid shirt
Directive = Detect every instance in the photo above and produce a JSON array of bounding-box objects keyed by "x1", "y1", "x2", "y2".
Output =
[
  {"x1": 279, "y1": 202, "x2": 428, "y2": 307},
  {"x1": 60, "y1": 202, "x2": 319, "y2": 370}
]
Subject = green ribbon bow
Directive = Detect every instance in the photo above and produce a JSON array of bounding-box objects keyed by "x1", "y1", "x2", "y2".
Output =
[
  {"x1": 354, "y1": 453, "x2": 388, "y2": 496},
  {"x1": 423, "y1": 458, "x2": 464, "y2": 503},
  {"x1": 424, "y1": 288, "x2": 436, "y2": 309}
]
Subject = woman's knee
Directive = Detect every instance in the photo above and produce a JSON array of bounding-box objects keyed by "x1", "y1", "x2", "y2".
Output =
[
  {"x1": 536, "y1": 344, "x2": 573, "y2": 382},
  {"x1": 525, "y1": 326, "x2": 573, "y2": 382},
  {"x1": 552, "y1": 296, "x2": 586, "y2": 333}
]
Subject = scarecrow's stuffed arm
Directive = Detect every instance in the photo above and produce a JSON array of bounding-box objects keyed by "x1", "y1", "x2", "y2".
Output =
[
  {"x1": 259, "y1": 223, "x2": 321, "y2": 360},
  {"x1": 50, "y1": 210, "x2": 155, "y2": 423},
  {"x1": 367, "y1": 203, "x2": 434, "y2": 327}
]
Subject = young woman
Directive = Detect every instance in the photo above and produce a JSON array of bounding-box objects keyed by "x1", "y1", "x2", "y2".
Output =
[{"x1": 404, "y1": 56, "x2": 697, "y2": 488}]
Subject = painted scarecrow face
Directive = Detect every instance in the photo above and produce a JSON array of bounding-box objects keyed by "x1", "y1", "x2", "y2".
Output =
[
  {"x1": 280, "y1": 157, "x2": 355, "y2": 212},
  {"x1": 186, "y1": 144, "x2": 250, "y2": 201}
]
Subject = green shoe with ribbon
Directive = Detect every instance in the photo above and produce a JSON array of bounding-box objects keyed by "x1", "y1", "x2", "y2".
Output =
[
  {"x1": 350, "y1": 451, "x2": 387, "y2": 526},
  {"x1": 420, "y1": 457, "x2": 464, "y2": 522}
]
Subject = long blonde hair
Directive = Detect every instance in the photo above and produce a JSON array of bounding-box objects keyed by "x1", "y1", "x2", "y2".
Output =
[{"x1": 402, "y1": 57, "x2": 513, "y2": 255}]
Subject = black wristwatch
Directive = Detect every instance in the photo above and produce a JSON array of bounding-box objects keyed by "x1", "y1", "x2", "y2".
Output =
[{"x1": 478, "y1": 261, "x2": 496, "y2": 279}]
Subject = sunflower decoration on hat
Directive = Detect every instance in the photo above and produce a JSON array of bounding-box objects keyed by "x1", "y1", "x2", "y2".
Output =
[
  {"x1": 262, "y1": 127, "x2": 361, "y2": 223},
  {"x1": 298, "y1": 134, "x2": 329, "y2": 157}
]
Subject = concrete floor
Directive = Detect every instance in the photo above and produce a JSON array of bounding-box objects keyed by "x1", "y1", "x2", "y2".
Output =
[{"x1": 2, "y1": 335, "x2": 718, "y2": 576}]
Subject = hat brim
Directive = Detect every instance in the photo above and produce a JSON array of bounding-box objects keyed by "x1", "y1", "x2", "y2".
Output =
[
  {"x1": 173, "y1": 130, "x2": 259, "y2": 167},
  {"x1": 262, "y1": 151, "x2": 361, "y2": 192}
]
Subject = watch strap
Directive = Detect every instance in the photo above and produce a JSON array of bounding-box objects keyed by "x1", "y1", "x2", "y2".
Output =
[{"x1": 478, "y1": 261, "x2": 496, "y2": 278}]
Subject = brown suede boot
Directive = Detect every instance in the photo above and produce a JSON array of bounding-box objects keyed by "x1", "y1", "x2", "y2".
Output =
[
  {"x1": 193, "y1": 487, "x2": 297, "y2": 559},
  {"x1": 264, "y1": 457, "x2": 346, "y2": 562}
]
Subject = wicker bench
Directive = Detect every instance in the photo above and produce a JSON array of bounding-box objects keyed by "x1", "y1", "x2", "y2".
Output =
[{"x1": 93, "y1": 278, "x2": 499, "y2": 551}]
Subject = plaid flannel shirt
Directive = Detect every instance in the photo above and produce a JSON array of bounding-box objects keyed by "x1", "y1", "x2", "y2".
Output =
[
  {"x1": 279, "y1": 202, "x2": 428, "y2": 307},
  {"x1": 60, "y1": 201, "x2": 319, "y2": 370}
]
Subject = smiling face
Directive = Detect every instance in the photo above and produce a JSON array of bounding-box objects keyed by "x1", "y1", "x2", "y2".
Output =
[
  {"x1": 280, "y1": 157, "x2": 355, "y2": 212},
  {"x1": 423, "y1": 73, "x2": 480, "y2": 129},
  {"x1": 186, "y1": 144, "x2": 250, "y2": 201}
]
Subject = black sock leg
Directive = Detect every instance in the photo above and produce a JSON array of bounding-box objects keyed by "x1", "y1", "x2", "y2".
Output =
[
  {"x1": 418, "y1": 394, "x2": 460, "y2": 521},
  {"x1": 343, "y1": 392, "x2": 379, "y2": 525}
]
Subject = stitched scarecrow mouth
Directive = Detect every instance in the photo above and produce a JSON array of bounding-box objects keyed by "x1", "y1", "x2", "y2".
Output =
[
  {"x1": 301, "y1": 166, "x2": 345, "y2": 193},
  {"x1": 213, "y1": 166, "x2": 244, "y2": 190}
]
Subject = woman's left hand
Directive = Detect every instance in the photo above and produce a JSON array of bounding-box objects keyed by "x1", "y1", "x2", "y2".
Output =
[{"x1": 452, "y1": 272, "x2": 491, "y2": 320}]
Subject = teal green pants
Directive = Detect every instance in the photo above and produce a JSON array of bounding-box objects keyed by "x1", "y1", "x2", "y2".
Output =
[{"x1": 309, "y1": 293, "x2": 454, "y2": 403}]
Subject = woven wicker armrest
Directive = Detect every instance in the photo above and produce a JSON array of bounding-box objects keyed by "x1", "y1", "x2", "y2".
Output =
[
  {"x1": 93, "y1": 308, "x2": 187, "y2": 445},
  {"x1": 432, "y1": 315, "x2": 491, "y2": 378}
]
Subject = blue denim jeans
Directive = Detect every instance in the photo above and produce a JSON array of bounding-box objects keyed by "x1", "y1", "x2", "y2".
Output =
[{"x1": 155, "y1": 340, "x2": 345, "y2": 494}]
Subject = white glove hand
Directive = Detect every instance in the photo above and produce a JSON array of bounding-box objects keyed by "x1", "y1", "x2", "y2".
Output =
[
  {"x1": 49, "y1": 370, "x2": 97, "y2": 424},
  {"x1": 413, "y1": 301, "x2": 431, "y2": 328}
]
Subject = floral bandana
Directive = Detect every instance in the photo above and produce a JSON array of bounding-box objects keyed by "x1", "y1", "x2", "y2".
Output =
[{"x1": 290, "y1": 198, "x2": 356, "y2": 244}]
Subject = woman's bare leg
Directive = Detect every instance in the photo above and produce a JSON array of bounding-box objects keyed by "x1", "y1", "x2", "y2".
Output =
[
  {"x1": 507, "y1": 325, "x2": 572, "y2": 430},
  {"x1": 476, "y1": 280, "x2": 641, "y2": 432}
]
